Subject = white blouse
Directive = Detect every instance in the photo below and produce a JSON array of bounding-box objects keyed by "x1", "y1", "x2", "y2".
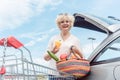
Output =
[{"x1": 45, "y1": 34, "x2": 83, "y2": 70}]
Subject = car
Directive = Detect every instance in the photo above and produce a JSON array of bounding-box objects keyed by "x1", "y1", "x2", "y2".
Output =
[{"x1": 73, "y1": 13, "x2": 120, "y2": 80}]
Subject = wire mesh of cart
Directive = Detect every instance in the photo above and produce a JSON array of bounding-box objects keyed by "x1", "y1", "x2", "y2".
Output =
[{"x1": 0, "y1": 36, "x2": 75, "y2": 80}]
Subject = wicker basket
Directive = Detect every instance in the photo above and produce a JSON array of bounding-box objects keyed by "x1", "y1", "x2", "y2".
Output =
[
  {"x1": 56, "y1": 58, "x2": 90, "y2": 78},
  {"x1": 56, "y1": 48, "x2": 90, "y2": 78}
]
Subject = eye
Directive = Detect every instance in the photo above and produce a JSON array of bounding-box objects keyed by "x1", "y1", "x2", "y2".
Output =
[
  {"x1": 65, "y1": 20, "x2": 69, "y2": 23},
  {"x1": 60, "y1": 20, "x2": 70, "y2": 24},
  {"x1": 60, "y1": 21, "x2": 64, "y2": 23}
]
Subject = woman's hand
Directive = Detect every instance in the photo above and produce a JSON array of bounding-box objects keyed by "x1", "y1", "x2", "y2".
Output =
[
  {"x1": 44, "y1": 54, "x2": 51, "y2": 61},
  {"x1": 52, "y1": 45, "x2": 59, "y2": 54},
  {"x1": 71, "y1": 46, "x2": 83, "y2": 59},
  {"x1": 52, "y1": 40, "x2": 61, "y2": 54},
  {"x1": 44, "y1": 45, "x2": 60, "y2": 61}
]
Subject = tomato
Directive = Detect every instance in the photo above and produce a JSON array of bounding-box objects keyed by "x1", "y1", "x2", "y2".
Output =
[{"x1": 60, "y1": 53, "x2": 67, "y2": 61}]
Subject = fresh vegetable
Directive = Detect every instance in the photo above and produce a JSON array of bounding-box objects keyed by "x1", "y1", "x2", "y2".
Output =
[
  {"x1": 55, "y1": 40, "x2": 61, "y2": 49},
  {"x1": 60, "y1": 53, "x2": 67, "y2": 61},
  {"x1": 47, "y1": 51, "x2": 59, "y2": 62}
]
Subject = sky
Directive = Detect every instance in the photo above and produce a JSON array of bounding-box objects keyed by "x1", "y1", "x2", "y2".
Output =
[{"x1": 0, "y1": 0, "x2": 120, "y2": 66}]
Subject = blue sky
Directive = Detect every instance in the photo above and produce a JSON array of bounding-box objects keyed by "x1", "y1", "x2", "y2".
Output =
[{"x1": 0, "y1": 0, "x2": 120, "y2": 65}]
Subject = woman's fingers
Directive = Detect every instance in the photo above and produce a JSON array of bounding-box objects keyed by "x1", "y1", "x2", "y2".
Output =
[{"x1": 52, "y1": 45, "x2": 59, "y2": 54}]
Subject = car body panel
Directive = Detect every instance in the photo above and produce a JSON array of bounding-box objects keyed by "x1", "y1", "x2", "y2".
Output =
[
  {"x1": 83, "y1": 30, "x2": 120, "y2": 80},
  {"x1": 73, "y1": 13, "x2": 120, "y2": 80},
  {"x1": 83, "y1": 61, "x2": 120, "y2": 80}
]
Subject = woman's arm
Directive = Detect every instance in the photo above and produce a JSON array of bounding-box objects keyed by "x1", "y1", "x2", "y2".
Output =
[{"x1": 71, "y1": 46, "x2": 84, "y2": 59}]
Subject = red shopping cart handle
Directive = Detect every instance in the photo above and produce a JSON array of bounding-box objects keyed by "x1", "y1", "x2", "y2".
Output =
[
  {"x1": 7, "y1": 36, "x2": 24, "y2": 49},
  {"x1": 0, "y1": 38, "x2": 11, "y2": 47},
  {"x1": 0, "y1": 36, "x2": 24, "y2": 49},
  {"x1": 0, "y1": 66, "x2": 6, "y2": 75}
]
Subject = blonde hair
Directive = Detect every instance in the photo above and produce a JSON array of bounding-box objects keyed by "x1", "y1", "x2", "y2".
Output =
[{"x1": 56, "y1": 13, "x2": 75, "y2": 27}]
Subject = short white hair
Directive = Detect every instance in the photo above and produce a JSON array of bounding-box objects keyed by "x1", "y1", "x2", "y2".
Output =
[{"x1": 55, "y1": 13, "x2": 75, "y2": 27}]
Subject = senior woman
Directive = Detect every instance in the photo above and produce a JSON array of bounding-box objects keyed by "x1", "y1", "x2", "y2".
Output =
[{"x1": 44, "y1": 13, "x2": 83, "y2": 70}]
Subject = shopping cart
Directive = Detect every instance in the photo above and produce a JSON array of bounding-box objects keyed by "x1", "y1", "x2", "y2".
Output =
[{"x1": 0, "y1": 36, "x2": 75, "y2": 80}]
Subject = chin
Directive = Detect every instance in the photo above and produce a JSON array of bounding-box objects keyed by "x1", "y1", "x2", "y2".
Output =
[{"x1": 62, "y1": 30, "x2": 69, "y2": 33}]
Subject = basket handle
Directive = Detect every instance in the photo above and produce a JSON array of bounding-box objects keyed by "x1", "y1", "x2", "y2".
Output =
[{"x1": 67, "y1": 46, "x2": 81, "y2": 60}]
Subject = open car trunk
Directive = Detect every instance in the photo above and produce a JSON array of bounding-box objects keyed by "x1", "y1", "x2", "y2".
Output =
[{"x1": 73, "y1": 13, "x2": 113, "y2": 34}]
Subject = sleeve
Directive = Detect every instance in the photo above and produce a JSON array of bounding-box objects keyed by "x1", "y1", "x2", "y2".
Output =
[{"x1": 46, "y1": 37, "x2": 55, "y2": 51}]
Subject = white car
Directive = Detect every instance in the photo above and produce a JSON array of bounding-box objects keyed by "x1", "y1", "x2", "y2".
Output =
[{"x1": 73, "y1": 13, "x2": 120, "y2": 80}]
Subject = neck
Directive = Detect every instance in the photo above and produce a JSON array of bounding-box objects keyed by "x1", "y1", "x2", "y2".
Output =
[{"x1": 61, "y1": 32, "x2": 71, "y2": 41}]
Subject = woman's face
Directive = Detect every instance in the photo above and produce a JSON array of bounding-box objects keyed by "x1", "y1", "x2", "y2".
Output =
[{"x1": 58, "y1": 18, "x2": 71, "y2": 33}]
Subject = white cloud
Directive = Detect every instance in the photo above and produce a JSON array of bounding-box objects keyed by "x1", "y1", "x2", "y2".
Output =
[
  {"x1": 36, "y1": 34, "x2": 48, "y2": 42},
  {"x1": 0, "y1": 0, "x2": 33, "y2": 30},
  {"x1": 25, "y1": 40, "x2": 36, "y2": 46},
  {"x1": 21, "y1": 28, "x2": 56, "y2": 47},
  {"x1": 0, "y1": 0, "x2": 62, "y2": 31}
]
